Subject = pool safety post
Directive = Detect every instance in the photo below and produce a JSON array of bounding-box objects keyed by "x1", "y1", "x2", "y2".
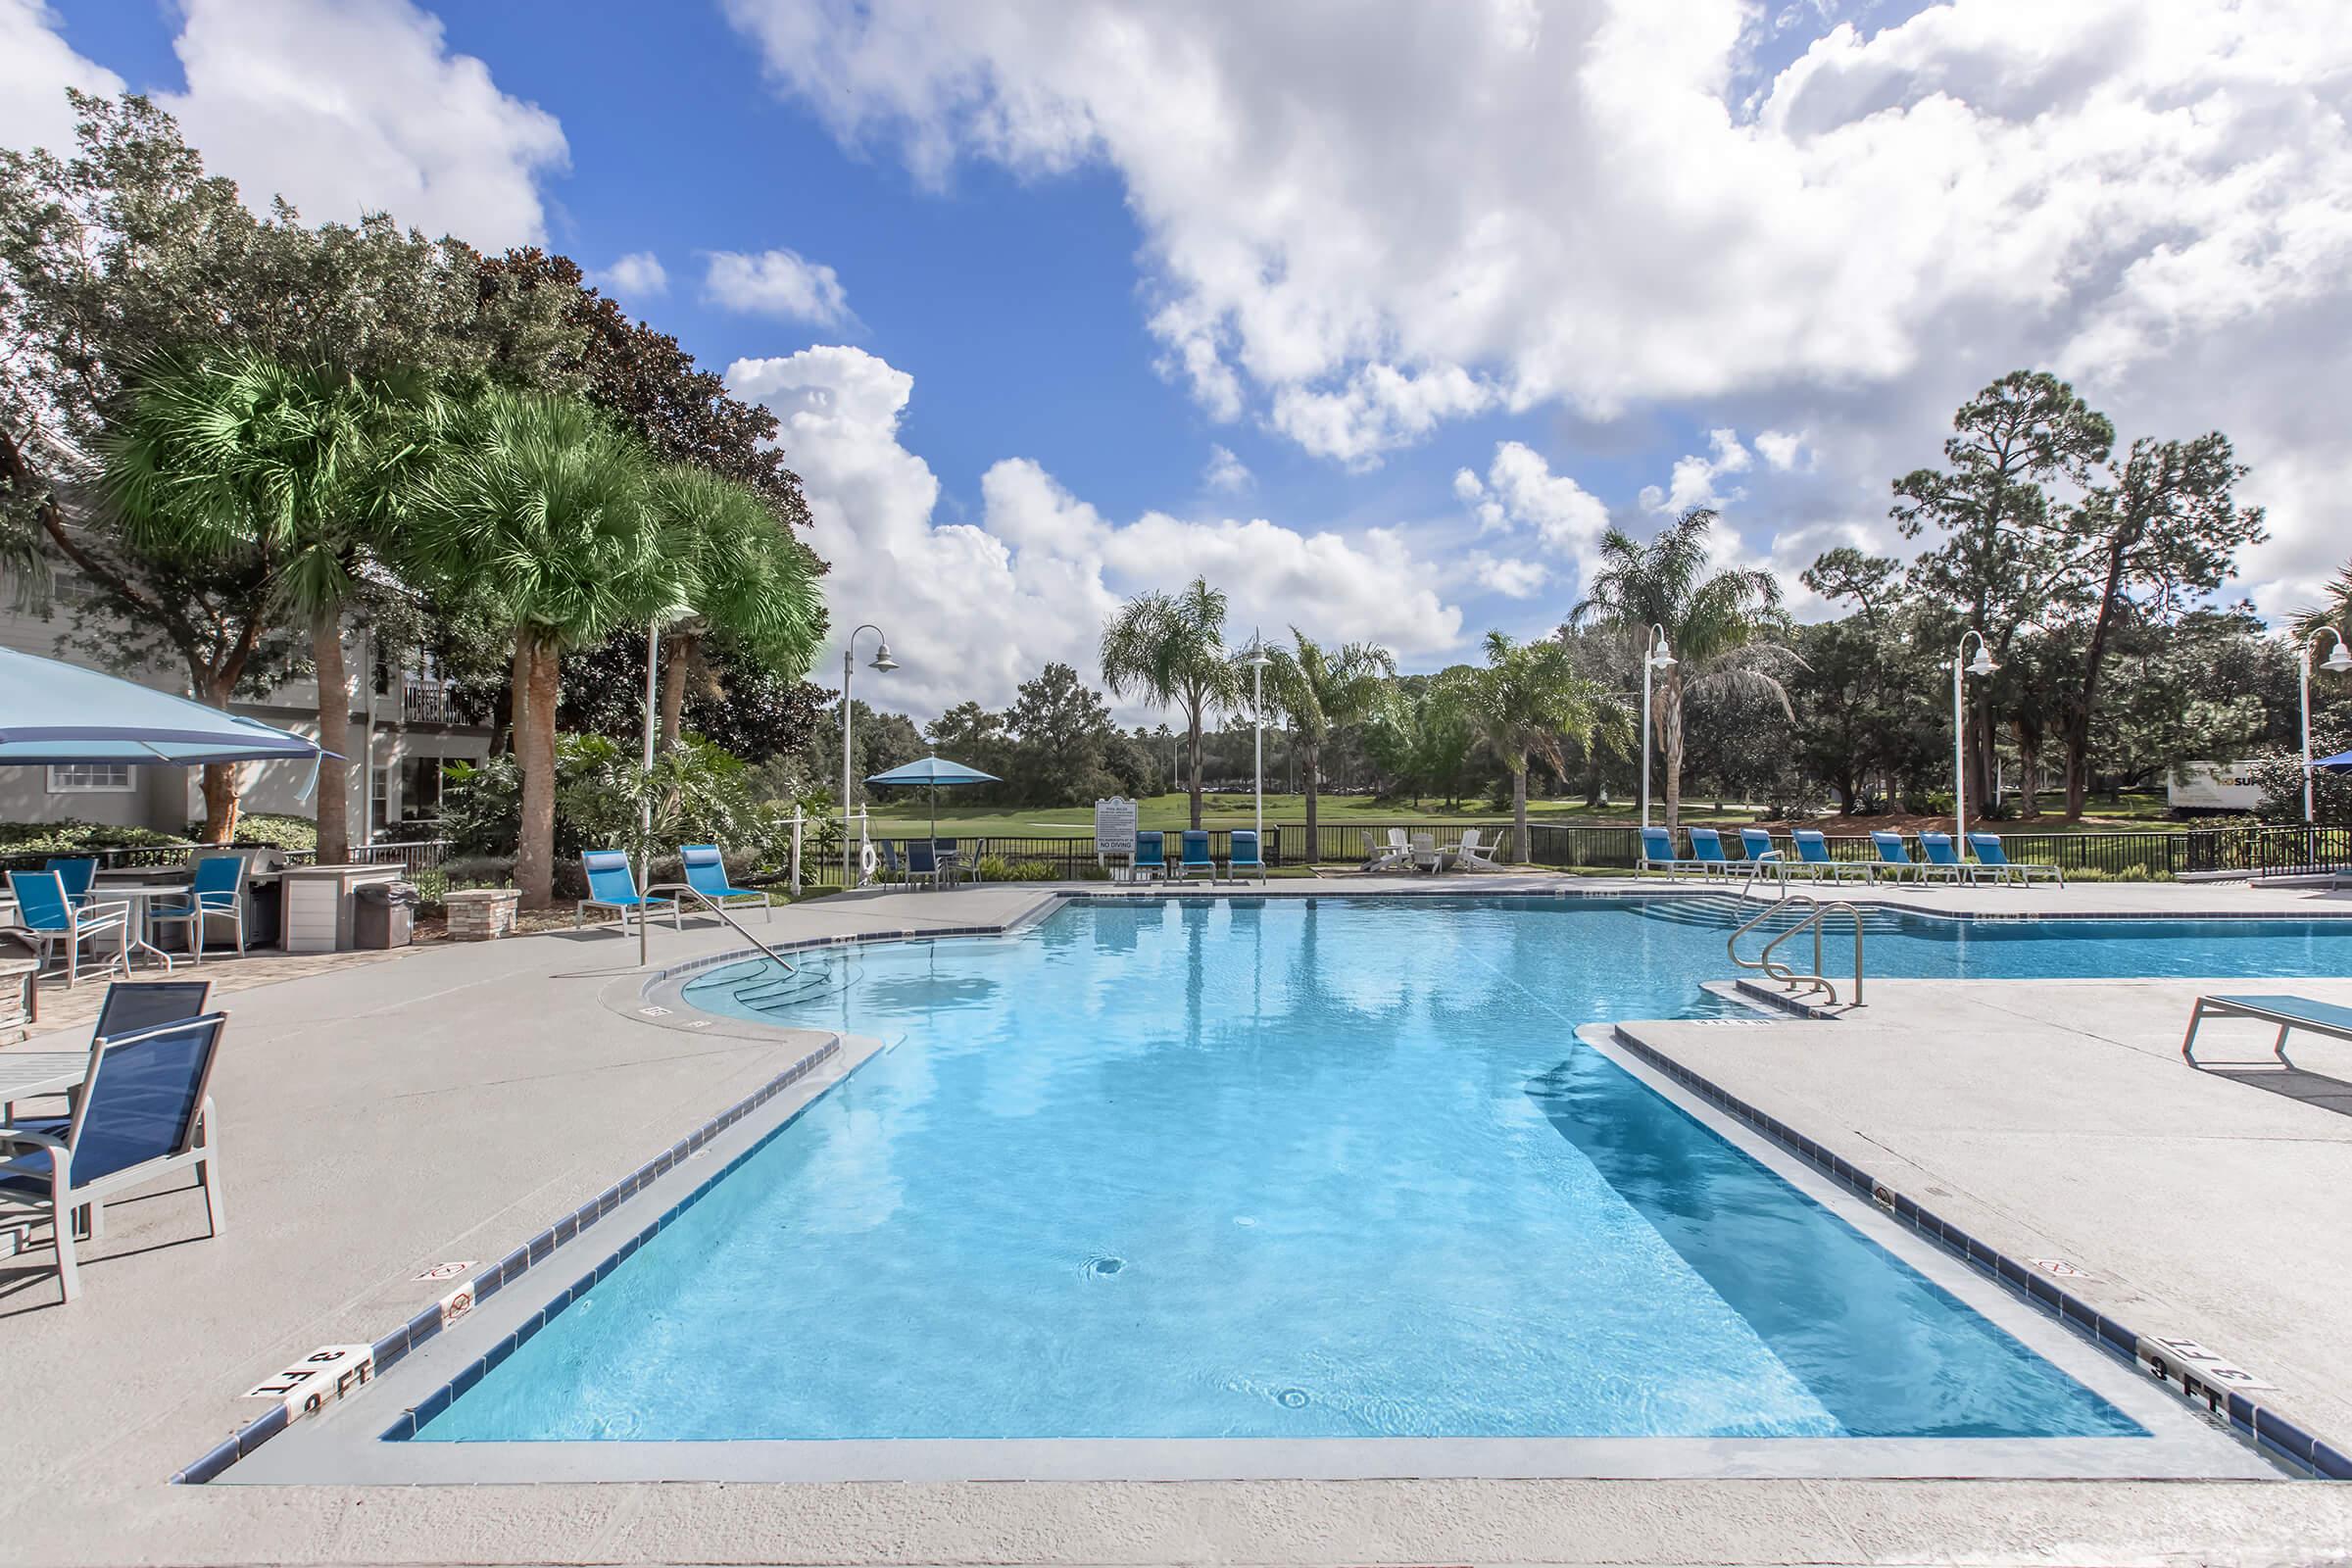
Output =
[
  {"x1": 1642, "y1": 625, "x2": 1674, "y2": 832},
  {"x1": 1951, "y1": 630, "x2": 1997, "y2": 855},
  {"x1": 2300, "y1": 625, "x2": 2351, "y2": 823},
  {"x1": 841, "y1": 625, "x2": 898, "y2": 886}
]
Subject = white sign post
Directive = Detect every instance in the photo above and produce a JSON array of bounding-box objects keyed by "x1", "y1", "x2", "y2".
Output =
[{"x1": 1095, "y1": 797, "x2": 1139, "y2": 881}]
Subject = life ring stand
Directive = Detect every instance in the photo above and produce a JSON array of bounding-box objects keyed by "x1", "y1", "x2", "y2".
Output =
[{"x1": 858, "y1": 841, "x2": 878, "y2": 879}]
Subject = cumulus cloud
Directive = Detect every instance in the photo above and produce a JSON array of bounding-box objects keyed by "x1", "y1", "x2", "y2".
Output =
[
  {"x1": 1456, "y1": 442, "x2": 1611, "y2": 558},
  {"x1": 1641, "y1": 428, "x2": 1752, "y2": 514},
  {"x1": 727, "y1": 346, "x2": 1464, "y2": 720},
  {"x1": 2, "y1": 0, "x2": 566, "y2": 248},
  {"x1": 1201, "y1": 444, "x2": 1251, "y2": 493},
  {"x1": 704, "y1": 248, "x2": 852, "y2": 325},
  {"x1": 722, "y1": 0, "x2": 2352, "y2": 609},
  {"x1": 593, "y1": 251, "x2": 668, "y2": 298},
  {"x1": 1466, "y1": 554, "x2": 1550, "y2": 600},
  {"x1": 1754, "y1": 429, "x2": 1810, "y2": 471}
]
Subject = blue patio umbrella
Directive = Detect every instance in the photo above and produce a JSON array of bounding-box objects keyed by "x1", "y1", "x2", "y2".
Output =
[
  {"x1": 2317, "y1": 749, "x2": 2352, "y2": 774},
  {"x1": 0, "y1": 647, "x2": 324, "y2": 767},
  {"x1": 864, "y1": 755, "x2": 1000, "y2": 845}
]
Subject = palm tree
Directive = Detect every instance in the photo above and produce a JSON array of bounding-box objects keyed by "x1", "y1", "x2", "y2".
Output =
[
  {"x1": 400, "y1": 390, "x2": 678, "y2": 908},
  {"x1": 1262, "y1": 630, "x2": 1395, "y2": 858},
  {"x1": 102, "y1": 350, "x2": 425, "y2": 858},
  {"x1": 2297, "y1": 560, "x2": 2352, "y2": 644},
  {"x1": 1573, "y1": 508, "x2": 1790, "y2": 834},
  {"x1": 644, "y1": 465, "x2": 826, "y2": 751},
  {"x1": 1100, "y1": 577, "x2": 1240, "y2": 828},
  {"x1": 1445, "y1": 632, "x2": 1606, "y2": 861}
]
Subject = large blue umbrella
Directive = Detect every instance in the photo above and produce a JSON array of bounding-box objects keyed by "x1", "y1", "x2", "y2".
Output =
[
  {"x1": 2317, "y1": 749, "x2": 2352, "y2": 774},
  {"x1": 865, "y1": 755, "x2": 1000, "y2": 845},
  {"x1": 0, "y1": 647, "x2": 323, "y2": 766}
]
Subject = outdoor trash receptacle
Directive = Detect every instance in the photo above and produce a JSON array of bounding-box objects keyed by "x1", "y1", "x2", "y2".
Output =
[{"x1": 354, "y1": 881, "x2": 419, "y2": 950}]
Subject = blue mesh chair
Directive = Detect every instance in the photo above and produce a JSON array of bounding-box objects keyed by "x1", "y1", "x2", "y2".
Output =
[
  {"x1": 0, "y1": 1012, "x2": 228, "y2": 1301},
  {"x1": 1131, "y1": 831, "x2": 1166, "y2": 881},
  {"x1": 677, "y1": 845, "x2": 773, "y2": 922},
  {"x1": 904, "y1": 841, "x2": 943, "y2": 890},
  {"x1": 146, "y1": 854, "x2": 248, "y2": 961},
  {"x1": 45, "y1": 857, "x2": 99, "y2": 907},
  {"x1": 7, "y1": 869, "x2": 129, "y2": 987},
  {"x1": 1226, "y1": 830, "x2": 1267, "y2": 885},
  {"x1": 1177, "y1": 830, "x2": 1216, "y2": 882},
  {"x1": 1970, "y1": 833, "x2": 2064, "y2": 887},
  {"x1": 1916, "y1": 832, "x2": 1975, "y2": 885},
  {"x1": 1870, "y1": 831, "x2": 1926, "y2": 884},
  {"x1": 1792, "y1": 829, "x2": 1871, "y2": 883},
  {"x1": 1639, "y1": 826, "x2": 1703, "y2": 880},
  {"x1": 1740, "y1": 828, "x2": 1780, "y2": 868},
  {"x1": 575, "y1": 851, "x2": 680, "y2": 930},
  {"x1": 1687, "y1": 827, "x2": 1745, "y2": 877}
]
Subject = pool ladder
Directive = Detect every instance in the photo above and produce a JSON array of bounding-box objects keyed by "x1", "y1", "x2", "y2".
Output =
[{"x1": 1728, "y1": 888, "x2": 1866, "y2": 1007}]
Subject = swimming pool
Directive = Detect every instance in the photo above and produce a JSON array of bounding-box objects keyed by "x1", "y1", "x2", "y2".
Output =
[{"x1": 395, "y1": 896, "x2": 2352, "y2": 1453}]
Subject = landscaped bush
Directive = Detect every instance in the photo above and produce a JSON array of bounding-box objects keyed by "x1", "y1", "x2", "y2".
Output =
[
  {"x1": 205, "y1": 812, "x2": 318, "y2": 853},
  {"x1": 0, "y1": 819, "x2": 187, "y2": 855}
]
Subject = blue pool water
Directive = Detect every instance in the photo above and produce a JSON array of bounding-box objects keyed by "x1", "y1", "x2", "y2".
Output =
[{"x1": 410, "y1": 897, "x2": 2351, "y2": 1446}]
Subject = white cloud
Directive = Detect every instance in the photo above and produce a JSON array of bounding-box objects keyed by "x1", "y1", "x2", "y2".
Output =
[
  {"x1": 0, "y1": 1, "x2": 122, "y2": 158},
  {"x1": 1, "y1": 0, "x2": 566, "y2": 248},
  {"x1": 1754, "y1": 428, "x2": 1810, "y2": 471},
  {"x1": 723, "y1": 0, "x2": 2352, "y2": 611},
  {"x1": 704, "y1": 248, "x2": 852, "y2": 325},
  {"x1": 1466, "y1": 554, "x2": 1550, "y2": 600},
  {"x1": 727, "y1": 346, "x2": 1463, "y2": 720},
  {"x1": 1642, "y1": 428, "x2": 1752, "y2": 514},
  {"x1": 1459, "y1": 441, "x2": 1611, "y2": 558},
  {"x1": 593, "y1": 251, "x2": 668, "y2": 298},
  {"x1": 1201, "y1": 444, "x2": 1251, "y2": 492}
]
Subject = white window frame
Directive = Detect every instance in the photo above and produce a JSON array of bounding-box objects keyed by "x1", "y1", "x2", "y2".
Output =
[{"x1": 47, "y1": 762, "x2": 135, "y2": 794}]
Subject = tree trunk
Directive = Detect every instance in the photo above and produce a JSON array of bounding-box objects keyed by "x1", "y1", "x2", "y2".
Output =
[
  {"x1": 659, "y1": 631, "x2": 694, "y2": 752},
  {"x1": 313, "y1": 609, "x2": 352, "y2": 864},
  {"x1": 1302, "y1": 739, "x2": 1321, "y2": 863},
  {"x1": 514, "y1": 631, "x2": 561, "y2": 909},
  {"x1": 198, "y1": 765, "x2": 242, "y2": 844},
  {"x1": 1511, "y1": 760, "x2": 1530, "y2": 862},
  {"x1": 1187, "y1": 704, "x2": 1204, "y2": 829}
]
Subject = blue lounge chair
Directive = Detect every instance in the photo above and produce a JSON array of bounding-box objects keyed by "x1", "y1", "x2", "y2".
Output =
[
  {"x1": 575, "y1": 851, "x2": 681, "y2": 930},
  {"x1": 1639, "y1": 826, "x2": 1705, "y2": 880},
  {"x1": 1739, "y1": 828, "x2": 1780, "y2": 869},
  {"x1": 1226, "y1": 829, "x2": 1267, "y2": 885},
  {"x1": 1969, "y1": 833, "x2": 2064, "y2": 887},
  {"x1": 1177, "y1": 830, "x2": 1216, "y2": 882},
  {"x1": 45, "y1": 857, "x2": 98, "y2": 907},
  {"x1": 0, "y1": 1011, "x2": 228, "y2": 1301},
  {"x1": 1131, "y1": 831, "x2": 1166, "y2": 882},
  {"x1": 1688, "y1": 827, "x2": 1748, "y2": 877},
  {"x1": 677, "y1": 844, "x2": 773, "y2": 922},
  {"x1": 1917, "y1": 832, "x2": 1975, "y2": 885},
  {"x1": 146, "y1": 855, "x2": 248, "y2": 960},
  {"x1": 7, "y1": 869, "x2": 129, "y2": 987},
  {"x1": 1870, "y1": 831, "x2": 1928, "y2": 885},
  {"x1": 1791, "y1": 828, "x2": 1872, "y2": 883},
  {"x1": 2182, "y1": 994, "x2": 2352, "y2": 1068}
]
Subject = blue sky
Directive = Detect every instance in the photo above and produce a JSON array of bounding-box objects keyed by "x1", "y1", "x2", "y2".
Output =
[{"x1": 10, "y1": 0, "x2": 2347, "y2": 720}]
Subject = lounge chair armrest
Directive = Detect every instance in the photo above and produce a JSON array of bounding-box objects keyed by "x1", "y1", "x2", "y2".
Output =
[{"x1": 0, "y1": 1125, "x2": 67, "y2": 1153}]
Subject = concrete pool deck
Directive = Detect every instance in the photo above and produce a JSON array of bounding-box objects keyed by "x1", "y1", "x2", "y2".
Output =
[{"x1": 3, "y1": 874, "x2": 2352, "y2": 1565}]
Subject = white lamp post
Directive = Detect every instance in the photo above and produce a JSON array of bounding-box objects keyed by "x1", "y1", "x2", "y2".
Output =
[
  {"x1": 1246, "y1": 630, "x2": 1272, "y2": 852},
  {"x1": 1952, "y1": 630, "x2": 1998, "y2": 853},
  {"x1": 1640, "y1": 624, "x2": 1675, "y2": 831},
  {"x1": 841, "y1": 624, "x2": 897, "y2": 885},
  {"x1": 638, "y1": 616, "x2": 662, "y2": 965},
  {"x1": 2301, "y1": 625, "x2": 2352, "y2": 823}
]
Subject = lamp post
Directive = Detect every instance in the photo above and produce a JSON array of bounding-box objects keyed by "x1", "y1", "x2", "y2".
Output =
[
  {"x1": 638, "y1": 617, "x2": 662, "y2": 966},
  {"x1": 841, "y1": 624, "x2": 898, "y2": 885},
  {"x1": 1952, "y1": 630, "x2": 1998, "y2": 853},
  {"x1": 2301, "y1": 625, "x2": 2352, "y2": 823},
  {"x1": 1640, "y1": 624, "x2": 1675, "y2": 831},
  {"x1": 1245, "y1": 631, "x2": 1272, "y2": 851}
]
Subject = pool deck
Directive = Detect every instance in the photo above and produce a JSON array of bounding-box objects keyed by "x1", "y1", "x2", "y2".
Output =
[{"x1": 5, "y1": 873, "x2": 2352, "y2": 1565}]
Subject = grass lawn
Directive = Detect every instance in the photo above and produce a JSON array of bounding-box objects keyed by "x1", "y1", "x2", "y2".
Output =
[{"x1": 859, "y1": 790, "x2": 2188, "y2": 836}]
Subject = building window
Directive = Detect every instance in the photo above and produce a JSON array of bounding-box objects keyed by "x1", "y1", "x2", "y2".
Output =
[{"x1": 48, "y1": 762, "x2": 134, "y2": 794}]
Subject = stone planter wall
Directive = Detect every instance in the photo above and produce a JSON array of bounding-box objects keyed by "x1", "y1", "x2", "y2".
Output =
[{"x1": 443, "y1": 888, "x2": 520, "y2": 941}]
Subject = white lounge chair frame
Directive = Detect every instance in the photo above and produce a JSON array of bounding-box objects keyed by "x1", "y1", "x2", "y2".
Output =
[{"x1": 2181, "y1": 993, "x2": 2352, "y2": 1069}]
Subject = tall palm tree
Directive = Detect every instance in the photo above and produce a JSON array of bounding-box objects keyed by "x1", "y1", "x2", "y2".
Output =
[
  {"x1": 1262, "y1": 630, "x2": 1395, "y2": 858},
  {"x1": 1444, "y1": 631, "x2": 1606, "y2": 861},
  {"x1": 400, "y1": 390, "x2": 678, "y2": 908},
  {"x1": 102, "y1": 350, "x2": 425, "y2": 858},
  {"x1": 2297, "y1": 560, "x2": 2352, "y2": 644},
  {"x1": 644, "y1": 464, "x2": 826, "y2": 750},
  {"x1": 1100, "y1": 577, "x2": 1240, "y2": 828},
  {"x1": 1573, "y1": 507, "x2": 1789, "y2": 834}
]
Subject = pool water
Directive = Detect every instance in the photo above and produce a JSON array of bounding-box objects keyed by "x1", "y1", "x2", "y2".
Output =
[{"x1": 411, "y1": 897, "x2": 2352, "y2": 1446}]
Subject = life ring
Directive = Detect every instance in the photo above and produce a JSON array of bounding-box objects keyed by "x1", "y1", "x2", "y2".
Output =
[{"x1": 858, "y1": 841, "x2": 877, "y2": 878}]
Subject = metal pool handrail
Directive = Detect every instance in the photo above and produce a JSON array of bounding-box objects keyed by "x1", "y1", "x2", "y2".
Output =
[{"x1": 1728, "y1": 892, "x2": 1866, "y2": 1006}]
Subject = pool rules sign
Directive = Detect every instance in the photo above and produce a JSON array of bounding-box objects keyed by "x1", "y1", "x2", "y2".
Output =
[{"x1": 1096, "y1": 797, "x2": 1138, "y2": 871}]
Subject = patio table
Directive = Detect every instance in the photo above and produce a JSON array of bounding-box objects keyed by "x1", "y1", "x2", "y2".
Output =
[
  {"x1": 94, "y1": 884, "x2": 191, "y2": 972},
  {"x1": 0, "y1": 1050, "x2": 89, "y2": 1118}
]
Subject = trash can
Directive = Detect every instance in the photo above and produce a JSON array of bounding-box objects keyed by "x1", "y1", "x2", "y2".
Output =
[{"x1": 354, "y1": 880, "x2": 419, "y2": 950}]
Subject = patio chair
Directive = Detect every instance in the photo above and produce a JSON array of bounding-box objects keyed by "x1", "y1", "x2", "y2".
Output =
[
  {"x1": 1740, "y1": 828, "x2": 1782, "y2": 872},
  {"x1": 1639, "y1": 826, "x2": 1706, "y2": 880},
  {"x1": 1456, "y1": 827, "x2": 1506, "y2": 870},
  {"x1": 1917, "y1": 832, "x2": 1977, "y2": 885},
  {"x1": 0, "y1": 1011, "x2": 228, "y2": 1302},
  {"x1": 1791, "y1": 828, "x2": 1872, "y2": 883},
  {"x1": 1132, "y1": 831, "x2": 1166, "y2": 882},
  {"x1": 1177, "y1": 830, "x2": 1217, "y2": 882},
  {"x1": 575, "y1": 851, "x2": 682, "y2": 930},
  {"x1": 2181, "y1": 994, "x2": 2352, "y2": 1068},
  {"x1": 935, "y1": 839, "x2": 963, "y2": 888},
  {"x1": 145, "y1": 855, "x2": 248, "y2": 961},
  {"x1": 877, "y1": 839, "x2": 905, "y2": 885},
  {"x1": 5, "y1": 979, "x2": 216, "y2": 1134},
  {"x1": 1687, "y1": 827, "x2": 1750, "y2": 878},
  {"x1": 1969, "y1": 833, "x2": 2064, "y2": 887},
  {"x1": 1226, "y1": 830, "x2": 1268, "y2": 885},
  {"x1": 45, "y1": 857, "x2": 98, "y2": 907},
  {"x1": 678, "y1": 845, "x2": 773, "y2": 923},
  {"x1": 903, "y1": 841, "x2": 944, "y2": 890},
  {"x1": 1870, "y1": 831, "x2": 1928, "y2": 885},
  {"x1": 1409, "y1": 832, "x2": 1459, "y2": 874},
  {"x1": 1361, "y1": 828, "x2": 1412, "y2": 872},
  {"x1": 6, "y1": 869, "x2": 128, "y2": 987}
]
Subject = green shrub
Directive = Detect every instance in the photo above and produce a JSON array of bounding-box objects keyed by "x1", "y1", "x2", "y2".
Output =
[
  {"x1": 0, "y1": 819, "x2": 188, "y2": 855},
  {"x1": 217, "y1": 812, "x2": 318, "y2": 853}
]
